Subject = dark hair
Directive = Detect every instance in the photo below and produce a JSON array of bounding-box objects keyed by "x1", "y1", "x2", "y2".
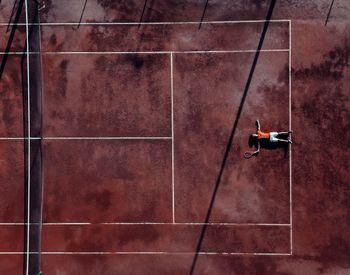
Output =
[{"x1": 248, "y1": 134, "x2": 257, "y2": 147}]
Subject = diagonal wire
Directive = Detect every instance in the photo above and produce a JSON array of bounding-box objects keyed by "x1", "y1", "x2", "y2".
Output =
[
  {"x1": 198, "y1": 0, "x2": 209, "y2": 30},
  {"x1": 139, "y1": 0, "x2": 149, "y2": 27},
  {"x1": 73, "y1": 0, "x2": 88, "y2": 30},
  {"x1": 325, "y1": 0, "x2": 335, "y2": 26}
]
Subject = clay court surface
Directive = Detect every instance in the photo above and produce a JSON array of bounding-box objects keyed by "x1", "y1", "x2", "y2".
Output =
[{"x1": 0, "y1": 1, "x2": 349, "y2": 274}]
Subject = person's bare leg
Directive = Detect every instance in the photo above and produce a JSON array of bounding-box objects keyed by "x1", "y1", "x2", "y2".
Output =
[
  {"x1": 277, "y1": 138, "x2": 292, "y2": 144},
  {"x1": 278, "y1": 131, "x2": 293, "y2": 135}
]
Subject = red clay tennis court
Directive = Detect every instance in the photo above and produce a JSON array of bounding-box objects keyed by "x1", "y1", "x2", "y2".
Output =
[{"x1": 0, "y1": 1, "x2": 349, "y2": 274}]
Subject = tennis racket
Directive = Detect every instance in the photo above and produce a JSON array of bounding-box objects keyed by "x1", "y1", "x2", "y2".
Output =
[{"x1": 244, "y1": 151, "x2": 258, "y2": 159}]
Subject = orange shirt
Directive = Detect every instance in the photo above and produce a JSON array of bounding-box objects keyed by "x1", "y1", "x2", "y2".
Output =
[{"x1": 257, "y1": 130, "x2": 270, "y2": 140}]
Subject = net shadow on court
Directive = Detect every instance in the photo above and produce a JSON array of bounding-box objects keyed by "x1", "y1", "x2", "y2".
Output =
[
  {"x1": 189, "y1": 0, "x2": 277, "y2": 274},
  {"x1": 12, "y1": 1, "x2": 44, "y2": 274}
]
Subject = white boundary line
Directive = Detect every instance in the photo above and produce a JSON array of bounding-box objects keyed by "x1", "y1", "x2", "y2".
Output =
[
  {"x1": 0, "y1": 137, "x2": 41, "y2": 140},
  {"x1": 0, "y1": 137, "x2": 172, "y2": 140},
  {"x1": 0, "y1": 222, "x2": 290, "y2": 226},
  {"x1": 38, "y1": 11, "x2": 45, "y2": 271},
  {"x1": 288, "y1": 20, "x2": 293, "y2": 255},
  {"x1": 0, "y1": 20, "x2": 290, "y2": 26},
  {"x1": 43, "y1": 136, "x2": 172, "y2": 140},
  {"x1": 24, "y1": 0, "x2": 31, "y2": 274},
  {"x1": 0, "y1": 252, "x2": 292, "y2": 256},
  {"x1": 170, "y1": 52, "x2": 175, "y2": 223},
  {"x1": 0, "y1": 49, "x2": 289, "y2": 55}
]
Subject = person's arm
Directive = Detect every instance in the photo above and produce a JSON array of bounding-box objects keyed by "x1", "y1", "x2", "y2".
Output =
[
  {"x1": 255, "y1": 141, "x2": 260, "y2": 154},
  {"x1": 256, "y1": 120, "x2": 260, "y2": 131}
]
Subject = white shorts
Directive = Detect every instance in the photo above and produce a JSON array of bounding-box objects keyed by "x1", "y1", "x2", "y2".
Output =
[{"x1": 269, "y1": 132, "x2": 279, "y2": 142}]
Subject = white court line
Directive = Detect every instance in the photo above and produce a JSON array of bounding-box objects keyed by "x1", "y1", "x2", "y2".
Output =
[
  {"x1": 0, "y1": 49, "x2": 290, "y2": 55},
  {"x1": 0, "y1": 222, "x2": 290, "y2": 226},
  {"x1": 0, "y1": 137, "x2": 172, "y2": 140},
  {"x1": 43, "y1": 136, "x2": 172, "y2": 140},
  {"x1": 24, "y1": 0, "x2": 31, "y2": 274},
  {"x1": 0, "y1": 223, "x2": 90, "y2": 225},
  {"x1": 100, "y1": 222, "x2": 290, "y2": 226},
  {"x1": 37, "y1": 12, "x2": 45, "y2": 270},
  {"x1": 170, "y1": 52, "x2": 175, "y2": 223},
  {"x1": 0, "y1": 19, "x2": 291, "y2": 26},
  {"x1": 0, "y1": 137, "x2": 41, "y2": 140},
  {"x1": 288, "y1": 20, "x2": 293, "y2": 255},
  {"x1": 0, "y1": 251, "x2": 292, "y2": 256}
]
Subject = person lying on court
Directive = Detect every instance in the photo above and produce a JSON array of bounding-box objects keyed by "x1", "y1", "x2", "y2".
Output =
[{"x1": 244, "y1": 119, "x2": 292, "y2": 159}]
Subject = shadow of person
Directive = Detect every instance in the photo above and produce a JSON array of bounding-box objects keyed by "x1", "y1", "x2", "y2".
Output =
[{"x1": 249, "y1": 133, "x2": 289, "y2": 158}]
